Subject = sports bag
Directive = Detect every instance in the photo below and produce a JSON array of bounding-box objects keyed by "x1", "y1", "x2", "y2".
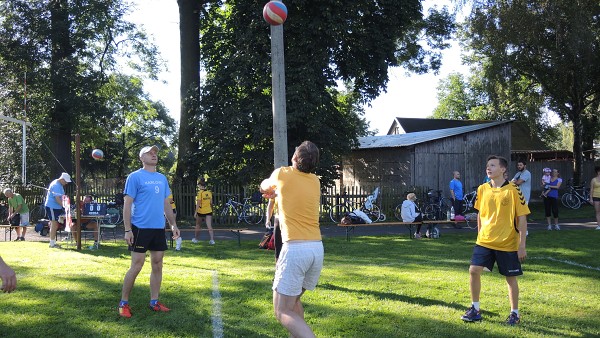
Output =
[
  {"x1": 258, "y1": 229, "x2": 273, "y2": 249},
  {"x1": 9, "y1": 213, "x2": 21, "y2": 226}
]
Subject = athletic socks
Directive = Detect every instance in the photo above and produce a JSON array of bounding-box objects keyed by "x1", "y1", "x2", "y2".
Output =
[
  {"x1": 119, "y1": 300, "x2": 129, "y2": 307},
  {"x1": 472, "y1": 302, "x2": 480, "y2": 311},
  {"x1": 150, "y1": 299, "x2": 159, "y2": 307},
  {"x1": 511, "y1": 309, "x2": 519, "y2": 315}
]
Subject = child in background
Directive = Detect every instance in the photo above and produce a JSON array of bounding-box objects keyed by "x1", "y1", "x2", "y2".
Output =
[{"x1": 541, "y1": 168, "x2": 552, "y2": 197}]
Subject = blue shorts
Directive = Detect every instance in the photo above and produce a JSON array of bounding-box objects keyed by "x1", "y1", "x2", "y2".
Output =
[
  {"x1": 45, "y1": 207, "x2": 64, "y2": 221},
  {"x1": 470, "y1": 245, "x2": 523, "y2": 277}
]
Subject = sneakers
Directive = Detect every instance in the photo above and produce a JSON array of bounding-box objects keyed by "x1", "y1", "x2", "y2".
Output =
[
  {"x1": 209, "y1": 240, "x2": 215, "y2": 245},
  {"x1": 414, "y1": 233, "x2": 422, "y2": 239},
  {"x1": 191, "y1": 238, "x2": 199, "y2": 244},
  {"x1": 554, "y1": 224, "x2": 560, "y2": 230},
  {"x1": 547, "y1": 225, "x2": 552, "y2": 231},
  {"x1": 461, "y1": 306, "x2": 482, "y2": 322},
  {"x1": 89, "y1": 242, "x2": 99, "y2": 250},
  {"x1": 49, "y1": 243, "x2": 61, "y2": 248},
  {"x1": 505, "y1": 311, "x2": 520, "y2": 325},
  {"x1": 149, "y1": 301, "x2": 170, "y2": 312},
  {"x1": 118, "y1": 304, "x2": 132, "y2": 318},
  {"x1": 595, "y1": 226, "x2": 600, "y2": 230}
]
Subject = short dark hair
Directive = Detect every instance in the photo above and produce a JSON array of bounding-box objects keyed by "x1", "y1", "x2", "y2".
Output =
[
  {"x1": 595, "y1": 166, "x2": 600, "y2": 174},
  {"x1": 487, "y1": 155, "x2": 508, "y2": 168},
  {"x1": 295, "y1": 141, "x2": 320, "y2": 173},
  {"x1": 517, "y1": 159, "x2": 527, "y2": 166}
]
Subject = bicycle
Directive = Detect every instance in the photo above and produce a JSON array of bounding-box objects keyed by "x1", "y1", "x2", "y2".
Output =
[
  {"x1": 328, "y1": 191, "x2": 385, "y2": 224},
  {"x1": 216, "y1": 195, "x2": 264, "y2": 225},
  {"x1": 421, "y1": 189, "x2": 452, "y2": 220},
  {"x1": 101, "y1": 193, "x2": 124, "y2": 225},
  {"x1": 561, "y1": 179, "x2": 591, "y2": 209},
  {"x1": 28, "y1": 204, "x2": 46, "y2": 223},
  {"x1": 462, "y1": 187, "x2": 478, "y2": 213}
]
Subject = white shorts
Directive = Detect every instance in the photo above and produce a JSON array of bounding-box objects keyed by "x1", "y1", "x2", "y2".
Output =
[
  {"x1": 272, "y1": 241, "x2": 324, "y2": 296},
  {"x1": 19, "y1": 212, "x2": 30, "y2": 226}
]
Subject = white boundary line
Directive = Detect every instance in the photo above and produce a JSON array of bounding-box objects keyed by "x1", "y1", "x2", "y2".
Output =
[
  {"x1": 211, "y1": 270, "x2": 224, "y2": 338},
  {"x1": 531, "y1": 256, "x2": 600, "y2": 272}
]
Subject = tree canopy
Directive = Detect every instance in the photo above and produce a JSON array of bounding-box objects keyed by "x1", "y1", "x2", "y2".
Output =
[
  {"x1": 464, "y1": 0, "x2": 600, "y2": 184},
  {"x1": 0, "y1": 0, "x2": 174, "y2": 186},
  {"x1": 192, "y1": 0, "x2": 455, "y2": 187}
]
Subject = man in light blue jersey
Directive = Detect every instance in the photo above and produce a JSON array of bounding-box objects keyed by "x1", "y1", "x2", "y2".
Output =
[
  {"x1": 44, "y1": 172, "x2": 71, "y2": 248},
  {"x1": 117, "y1": 145, "x2": 180, "y2": 318}
]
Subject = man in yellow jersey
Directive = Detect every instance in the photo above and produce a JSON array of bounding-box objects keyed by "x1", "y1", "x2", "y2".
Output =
[
  {"x1": 260, "y1": 141, "x2": 322, "y2": 338},
  {"x1": 461, "y1": 155, "x2": 529, "y2": 326},
  {"x1": 167, "y1": 193, "x2": 181, "y2": 250},
  {"x1": 193, "y1": 178, "x2": 215, "y2": 245}
]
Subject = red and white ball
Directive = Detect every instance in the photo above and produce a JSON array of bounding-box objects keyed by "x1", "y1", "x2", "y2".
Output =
[
  {"x1": 91, "y1": 149, "x2": 104, "y2": 160},
  {"x1": 263, "y1": 1, "x2": 287, "y2": 26}
]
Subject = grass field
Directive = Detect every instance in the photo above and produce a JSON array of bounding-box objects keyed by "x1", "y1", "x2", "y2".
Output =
[{"x1": 1, "y1": 228, "x2": 599, "y2": 337}]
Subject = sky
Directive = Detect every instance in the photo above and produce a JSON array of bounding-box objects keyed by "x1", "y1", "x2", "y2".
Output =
[{"x1": 128, "y1": 0, "x2": 469, "y2": 136}]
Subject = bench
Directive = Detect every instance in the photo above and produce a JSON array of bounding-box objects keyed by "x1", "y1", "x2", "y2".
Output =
[
  {"x1": 1, "y1": 225, "x2": 36, "y2": 241},
  {"x1": 337, "y1": 219, "x2": 472, "y2": 241},
  {"x1": 165, "y1": 227, "x2": 248, "y2": 247}
]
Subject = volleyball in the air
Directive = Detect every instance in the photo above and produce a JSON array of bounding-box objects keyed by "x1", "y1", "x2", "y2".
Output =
[
  {"x1": 263, "y1": 1, "x2": 287, "y2": 26},
  {"x1": 91, "y1": 149, "x2": 104, "y2": 160}
]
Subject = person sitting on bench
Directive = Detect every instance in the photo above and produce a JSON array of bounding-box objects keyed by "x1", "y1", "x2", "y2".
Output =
[{"x1": 401, "y1": 193, "x2": 424, "y2": 239}]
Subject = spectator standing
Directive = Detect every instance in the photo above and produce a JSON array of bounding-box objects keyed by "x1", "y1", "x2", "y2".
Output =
[
  {"x1": 3, "y1": 188, "x2": 29, "y2": 241},
  {"x1": 461, "y1": 155, "x2": 529, "y2": 325},
  {"x1": 543, "y1": 169, "x2": 562, "y2": 230},
  {"x1": 260, "y1": 141, "x2": 323, "y2": 338},
  {"x1": 167, "y1": 193, "x2": 182, "y2": 250},
  {"x1": 44, "y1": 172, "x2": 71, "y2": 248},
  {"x1": 400, "y1": 193, "x2": 424, "y2": 238},
  {"x1": 266, "y1": 197, "x2": 283, "y2": 262},
  {"x1": 117, "y1": 145, "x2": 180, "y2": 318},
  {"x1": 589, "y1": 166, "x2": 600, "y2": 231},
  {"x1": 511, "y1": 160, "x2": 531, "y2": 205},
  {"x1": 450, "y1": 171, "x2": 464, "y2": 216},
  {"x1": 192, "y1": 178, "x2": 215, "y2": 245}
]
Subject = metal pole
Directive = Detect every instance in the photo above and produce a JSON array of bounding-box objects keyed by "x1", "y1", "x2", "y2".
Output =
[
  {"x1": 22, "y1": 124, "x2": 26, "y2": 184},
  {"x1": 270, "y1": 16, "x2": 288, "y2": 169}
]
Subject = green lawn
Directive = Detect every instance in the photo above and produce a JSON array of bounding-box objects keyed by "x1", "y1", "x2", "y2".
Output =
[{"x1": 1, "y1": 229, "x2": 599, "y2": 337}]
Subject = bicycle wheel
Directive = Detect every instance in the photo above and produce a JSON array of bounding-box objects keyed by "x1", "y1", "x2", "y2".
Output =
[
  {"x1": 560, "y1": 193, "x2": 571, "y2": 208},
  {"x1": 329, "y1": 204, "x2": 351, "y2": 223},
  {"x1": 29, "y1": 205, "x2": 44, "y2": 223},
  {"x1": 564, "y1": 193, "x2": 581, "y2": 209},
  {"x1": 243, "y1": 204, "x2": 264, "y2": 224},
  {"x1": 364, "y1": 205, "x2": 383, "y2": 223},
  {"x1": 423, "y1": 204, "x2": 440, "y2": 220},
  {"x1": 101, "y1": 207, "x2": 121, "y2": 225},
  {"x1": 394, "y1": 204, "x2": 403, "y2": 221}
]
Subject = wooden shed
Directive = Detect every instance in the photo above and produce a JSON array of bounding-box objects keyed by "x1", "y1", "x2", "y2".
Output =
[{"x1": 342, "y1": 121, "x2": 512, "y2": 196}]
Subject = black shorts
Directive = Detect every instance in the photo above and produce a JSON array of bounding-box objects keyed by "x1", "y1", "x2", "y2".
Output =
[
  {"x1": 129, "y1": 224, "x2": 168, "y2": 253},
  {"x1": 593, "y1": 197, "x2": 600, "y2": 202},
  {"x1": 196, "y1": 212, "x2": 212, "y2": 217},
  {"x1": 470, "y1": 245, "x2": 522, "y2": 276}
]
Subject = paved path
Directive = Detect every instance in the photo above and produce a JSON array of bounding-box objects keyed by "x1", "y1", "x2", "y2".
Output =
[{"x1": 2, "y1": 218, "x2": 598, "y2": 245}]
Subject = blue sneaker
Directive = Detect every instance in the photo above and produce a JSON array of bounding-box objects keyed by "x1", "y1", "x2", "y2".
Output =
[
  {"x1": 461, "y1": 306, "x2": 482, "y2": 322},
  {"x1": 506, "y1": 311, "x2": 520, "y2": 325}
]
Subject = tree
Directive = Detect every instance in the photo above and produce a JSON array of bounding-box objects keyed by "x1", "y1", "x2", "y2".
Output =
[
  {"x1": 175, "y1": 0, "x2": 206, "y2": 186},
  {"x1": 465, "y1": 0, "x2": 600, "y2": 184},
  {"x1": 194, "y1": 0, "x2": 455, "y2": 186},
  {"x1": 0, "y1": 0, "x2": 166, "y2": 185}
]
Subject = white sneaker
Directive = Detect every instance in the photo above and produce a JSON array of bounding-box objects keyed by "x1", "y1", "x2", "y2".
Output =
[
  {"x1": 554, "y1": 224, "x2": 560, "y2": 230},
  {"x1": 595, "y1": 226, "x2": 600, "y2": 230},
  {"x1": 209, "y1": 240, "x2": 215, "y2": 245},
  {"x1": 175, "y1": 237, "x2": 182, "y2": 250},
  {"x1": 191, "y1": 238, "x2": 199, "y2": 244},
  {"x1": 547, "y1": 225, "x2": 552, "y2": 231},
  {"x1": 526, "y1": 231, "x2": 529, "y2": 236},
  {"x1": 49, "y1": 243, "x2": 61, "y2": 248}
]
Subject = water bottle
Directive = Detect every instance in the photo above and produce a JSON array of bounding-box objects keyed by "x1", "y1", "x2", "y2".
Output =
[
  {"x1": 450, "y1": 206, "x2": 455, "y2": 221},
  {"x1": 446, "y1": 210, "x2": 451, "y2": 221}
]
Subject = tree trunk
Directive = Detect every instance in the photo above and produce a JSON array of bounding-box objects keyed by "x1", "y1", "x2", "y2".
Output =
[
  {"x1": 49, "y1": 0, "x2": 74, "y2": 177},
  {"x1": 175, "y1": 0, "x2": 202, "y2": 186},
  {"x1": 571, "y1": 110, "x2": 584, "y2": 186}
]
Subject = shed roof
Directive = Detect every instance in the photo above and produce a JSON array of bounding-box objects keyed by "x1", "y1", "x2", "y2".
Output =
[{"x1": 359, "y1": 120, "x2": 510, "y2": 149}]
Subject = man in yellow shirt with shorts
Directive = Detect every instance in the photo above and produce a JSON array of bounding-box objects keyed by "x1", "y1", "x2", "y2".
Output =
[{"x1": 461, "y1": 155, "x2": 529, "y2": 326}]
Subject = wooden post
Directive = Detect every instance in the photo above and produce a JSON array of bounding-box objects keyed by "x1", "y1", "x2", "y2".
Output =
[{"x1": 270, "y1": 6, "x2": 288, "y2": 169}]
